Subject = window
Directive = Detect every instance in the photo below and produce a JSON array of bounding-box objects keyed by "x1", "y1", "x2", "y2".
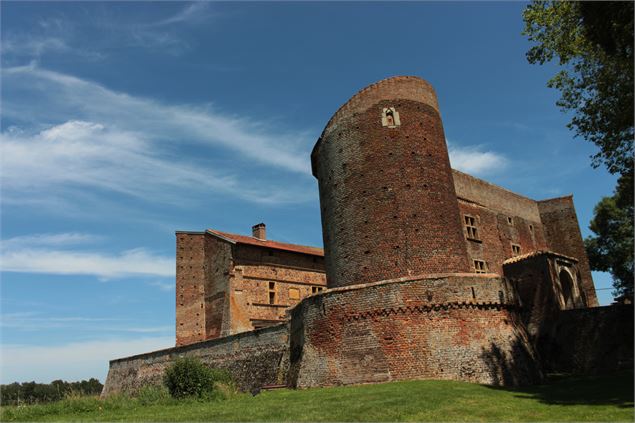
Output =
[
  {"x1": 473, "y1": 260, "x2": 488, "y2": 274},
  {"x1": 381, "y1": 107, "x2": 401, "y2": 127},
  {"x1": 507, "y1": 216, "x2": 513, "y2": 225},
  {"x1": 464, "y1": 215, "x2": 479, "y2": 240},
  {"x1": 311, "y1": 286, "x2": 324, "y2": 294},
  {"x1": 268, "y1": 282, "x2": 276, "y2": 304},
  {"x1": 289, "y1": 287, "x2": 300, "y2": 300},
  {"x1": 511, "y1": 244, "x2": 521, "y2": 256},
  {"x1": 529, "y1": 224, "x2": 534, "y2": 232}
]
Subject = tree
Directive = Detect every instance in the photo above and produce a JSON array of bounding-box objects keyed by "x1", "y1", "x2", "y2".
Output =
[
  {"x1": 523, "y1": 1, "x2": 633, "y2": 175},
  {"x1": 523, "y1": 1, "x2": 634, "y2": 296},
  {"x1": 585, "y1": 172, "x2": 634, "y2": 297}
]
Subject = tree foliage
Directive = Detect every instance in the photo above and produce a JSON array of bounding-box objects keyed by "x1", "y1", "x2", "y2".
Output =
[
  {"x1": 0, "y1": 378, "x2": 103, "y2": 405},
  {"x1": 585, "y1": 172, "x2": 634, "y2": 297},
  {"x1": 523, "y1": 1, "x2": 634, "y2": 296},
  {"x1": 523, "y1": 1, "x2": 633, "y2": 175}
]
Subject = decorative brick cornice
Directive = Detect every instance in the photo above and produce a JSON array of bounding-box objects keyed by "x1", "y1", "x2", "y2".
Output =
[{"x1": 344, "y1": 301, "x2": 517, "y2": 322}]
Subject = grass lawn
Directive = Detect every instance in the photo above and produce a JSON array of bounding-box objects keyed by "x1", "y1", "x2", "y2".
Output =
[{"x1": 1, "y1": 371, "x2": 633, "y2": 422}]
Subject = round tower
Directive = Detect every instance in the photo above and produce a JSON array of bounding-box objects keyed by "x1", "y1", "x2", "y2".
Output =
[{"x1": 312, "y1": 76, "x2": 471, "y2": 288}]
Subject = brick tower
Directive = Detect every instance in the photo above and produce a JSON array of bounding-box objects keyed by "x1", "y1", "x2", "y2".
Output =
[{"x1": 312, "y1": 76, "x2": 471, "y2": 288}]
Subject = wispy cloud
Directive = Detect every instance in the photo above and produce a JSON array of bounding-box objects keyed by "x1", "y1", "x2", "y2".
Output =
[
  {"x1": 1, "y1": 312, "x2": 172, "y2": 334},
  {"x1": 448, "y1": 143, "x2": 508, "y2": 176},
  {"x1": 1, "y1": 246, "x2": 174, "y2": 279},
  {"x1": 2, "y1": 65, "x2": 313, "y2": 212},
  {"x1": 1, "y1": 232, "x2": 173, "y2": 279},
  {"x1": 149, "y1": 2, "x2": 214, "y2": 27},
  {"x1": 1, "y1": 337, "x2": 173, "y2": 383}
]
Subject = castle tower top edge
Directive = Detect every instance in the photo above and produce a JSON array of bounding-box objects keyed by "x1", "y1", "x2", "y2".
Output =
[{"x1": 312, "y1": 76, "x2": 440, "y2": 175}]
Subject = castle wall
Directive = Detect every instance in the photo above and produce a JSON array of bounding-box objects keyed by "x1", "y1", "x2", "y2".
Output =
[
  {"x1": 503, "y1": 252, "x2": 584, "y2": 339},
  {"x1": 312, "y1": 77, "x2": 470, "y2": 288},
  {"x1": 176, "y1": 232, "x2": 233, "y2": 345},
  {"x1": 229, "y1": 244, "x2": 326, "y2": 332},
  {"x1": 102, "y1": 324, "x2": 290, "y2": 396},
  {"x1": 537, "y1": 304, "x2": 633, "y2": 374},
  {"x1": 452, "y1": 170, "x2": 542, "y2": 223},
  {"x1": 288, "y1": 274, "x2": 542, "y2": 387},
  {"x1": 538, "y1": 197, "x2": 598, "y2": 306},
  {"x1": 457, "y1": 199, "x2": 549, "y2": 276}
]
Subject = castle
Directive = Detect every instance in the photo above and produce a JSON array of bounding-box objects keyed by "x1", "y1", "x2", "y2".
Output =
[{"x1": 102, "y1": 76, "x2": 632, "y2": 395}]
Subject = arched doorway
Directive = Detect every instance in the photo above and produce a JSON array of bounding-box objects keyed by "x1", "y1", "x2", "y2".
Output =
[{"x1": 559, "y1": 269, "x2": 575, "y2": 309}]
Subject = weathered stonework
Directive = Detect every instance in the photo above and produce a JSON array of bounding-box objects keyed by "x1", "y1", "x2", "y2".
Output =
[
  {"x1": 288, "y1": 274, "x2": 542, "y2": 387},
  {"x1": 103, "y1": 76, "x2": 617, "y2": 397}
]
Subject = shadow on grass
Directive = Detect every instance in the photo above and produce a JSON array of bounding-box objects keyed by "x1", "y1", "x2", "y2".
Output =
[{"x1": 485, "y1": 371, "x2": 634, "y2": 408}]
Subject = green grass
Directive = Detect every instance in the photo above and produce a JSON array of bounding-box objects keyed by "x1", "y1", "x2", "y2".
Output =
[{"x1": 2, "y1": 372, "x2": 633, "y2": 422}]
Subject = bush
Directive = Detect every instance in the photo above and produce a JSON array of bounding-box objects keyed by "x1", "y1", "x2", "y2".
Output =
[{"x1": 163, "y1": 358, "x2": 218, "y2": 399}]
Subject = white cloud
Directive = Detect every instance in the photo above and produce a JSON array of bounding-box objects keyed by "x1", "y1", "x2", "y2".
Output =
[
  {"x1": 1, "y1": 246, "x2": 174, "y2": 279},
  {"x1": 1, "y1": 65, "x2": 314, "y2": 212},
  {"x1": 0, "y1": 233, "x2": 101, "y2": 249},
  {"x1": 149, "y1": 2, "x2": 214, "y2": 27},
  {"x1": 448, "y1": 144, "x2": 508, "y2": 176},
  {"x1": 1, "y1": 233, "x2": 173, "y2": 279},
  {"x1": 3, "y1": 65, "x2": 311, "y2": 174},
  {"x1": 0, "y1": 337, "x2": 173, "y2": 383}
]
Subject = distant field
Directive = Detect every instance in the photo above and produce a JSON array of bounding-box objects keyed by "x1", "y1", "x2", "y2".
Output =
[{"x1": 1, "y1": 371, "x2": 633, "y2": 422}]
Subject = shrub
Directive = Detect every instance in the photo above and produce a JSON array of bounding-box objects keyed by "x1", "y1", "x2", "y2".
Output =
[{"x1": 163, "y1": 357, "x2": 217, "y2": 399}]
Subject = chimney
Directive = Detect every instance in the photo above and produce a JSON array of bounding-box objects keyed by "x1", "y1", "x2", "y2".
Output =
[{"x1": 252, "y1": 223, "x2": 266, "y2": 240}]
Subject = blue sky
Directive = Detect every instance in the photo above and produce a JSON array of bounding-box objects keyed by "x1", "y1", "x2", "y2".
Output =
[{"x1": 0, "y1": 2, "x2": 619, "y2": 384}]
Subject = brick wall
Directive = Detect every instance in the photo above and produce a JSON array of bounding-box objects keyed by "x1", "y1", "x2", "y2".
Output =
[
  {"x1": 102, "y1": 324, "x2": 290, "y2": 396},
  {"x1": 538, "y1": 197, "x2": 598, "y2": 306},
  {"x1": 288, "y1": 273, "x2": 542, "y2": 387},
  {"x1": 457, "y1": 199, "x2": 549, "y2": 276},
  {"x1": 312, "y1": 76, "x2": 470, "y2": 288}
]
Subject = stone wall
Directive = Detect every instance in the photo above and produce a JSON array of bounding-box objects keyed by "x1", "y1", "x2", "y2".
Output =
[
  {"x1": 537, "y1": 304, "x2": 634, "y2": 374},
  {"x1": 102, "y1": 324, "x2": 290, "y2": 396},
  {"x1": 287, "y1": 273, "x2": 542, "y2": 387},
  {"x1": 229, "y1": 243, "x2": 326, "y2": 332}
]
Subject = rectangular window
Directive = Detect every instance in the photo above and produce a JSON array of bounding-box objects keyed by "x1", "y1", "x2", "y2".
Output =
[
  {"x1": 464, "y1": 215, "x2": 479, "y2": 240},
  {"x1": 511, "y1": 244, "x2": 521, "y2": 256},
  {"x1": 289, "y1": 287, "x2": 300, "y2": 300},
  {"x1": 311, "y1": 286, "x2": 324, "y2": 294},
  {"x1": 473, "y1": 260, "x2": 487, "y2": 274},
  {"x1": 268, "y1": 282, "x2": 276, "y2": 304}
]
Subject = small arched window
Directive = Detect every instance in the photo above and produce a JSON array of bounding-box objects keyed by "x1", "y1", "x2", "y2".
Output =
[{"x1": 382, "y1": 107, "x2": 400, "y2": 128}]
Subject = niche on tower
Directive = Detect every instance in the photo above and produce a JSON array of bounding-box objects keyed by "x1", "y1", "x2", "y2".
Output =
[{"x1": 381, "y1": 107, "x2": 401, "y2": 128}]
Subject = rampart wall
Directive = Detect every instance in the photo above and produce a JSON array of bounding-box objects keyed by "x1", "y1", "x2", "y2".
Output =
[
  {"x1": 288, "y1": 273, "x2": 542, "y2": 387},
  {"x1": 103, "y1": 324, "x2": 290, "y2": 396},
  {"x1": 538, "y1": 304, "x2": 634, "y2": 374}
]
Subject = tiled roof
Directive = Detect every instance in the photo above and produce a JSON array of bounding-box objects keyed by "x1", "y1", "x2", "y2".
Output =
[
  {"x1": 206, "y1": 229, "x2": 324, "y2": 257},
  {"x1": 503, "y1": 250, "x2": 578, "y2": 265}
]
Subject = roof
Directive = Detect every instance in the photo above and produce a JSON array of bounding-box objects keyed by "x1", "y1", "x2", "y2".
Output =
[
  {"x1": 503, "y1": 250, "x2": 578, "y2": 265},
  {"x1": 206, "y1": 229, "x2": 324, "y2": 257}
]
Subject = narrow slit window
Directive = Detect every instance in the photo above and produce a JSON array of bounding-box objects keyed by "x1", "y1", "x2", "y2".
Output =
[
  {"x1": 473, "y1": 260, "x2": 487, "y2": 274},
  {"x1": 464, "y1": 215, "x2": 479, "y2": 240},
  {"x1": 268, "y1": 282, "x2": 276, "y2": 304},
  {"x1": 511, "y1": 244, "x2": 521, "y2": 256},
  {"x1": 507, "y1": 216, "x2": 513, "y2": 225}
]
